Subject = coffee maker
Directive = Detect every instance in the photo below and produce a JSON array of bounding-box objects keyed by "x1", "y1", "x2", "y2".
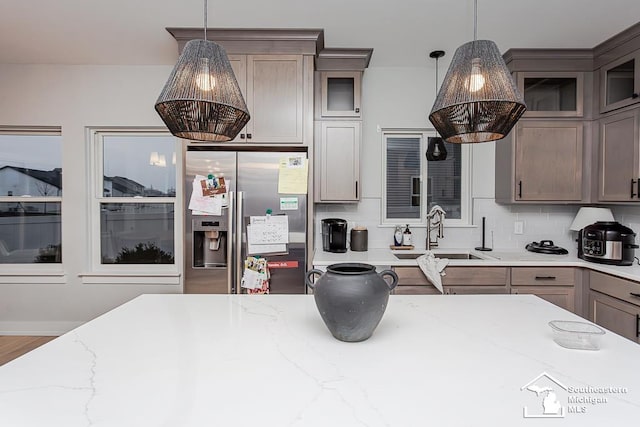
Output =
[{"x1": 321, "y1": 218, "x2": 348, "y2": 253}]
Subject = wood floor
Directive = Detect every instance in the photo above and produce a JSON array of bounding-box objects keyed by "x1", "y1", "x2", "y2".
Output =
[{"x1": 0, "y1": 336, "x2": 57, "y2": 366}]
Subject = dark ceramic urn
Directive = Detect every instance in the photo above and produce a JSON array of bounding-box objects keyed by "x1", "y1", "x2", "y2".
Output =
[{"x1": 305, "y1": 263, "x2": 398, "y2": 342}]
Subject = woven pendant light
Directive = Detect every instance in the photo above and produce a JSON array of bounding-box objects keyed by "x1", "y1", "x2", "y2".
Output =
[
  {"x1": 155, "y1": 0, "x2": 250, "y2": 142},
  {"x1": 428, "y1": 0, "x2": 526, "y2": 143}
]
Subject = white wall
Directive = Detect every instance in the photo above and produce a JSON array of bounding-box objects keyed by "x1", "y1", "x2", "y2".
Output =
[
  {"x1": 0, "y1": 64, "x2": 182, "y2": 335},
  {"x1": 315, "y1": 66, "x2": 582, "y2": 252}
]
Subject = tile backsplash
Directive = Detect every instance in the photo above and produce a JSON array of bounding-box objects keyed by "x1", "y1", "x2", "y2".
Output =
[{"x1": 315, "y1": 197, "x2": 587, "y2": 254}]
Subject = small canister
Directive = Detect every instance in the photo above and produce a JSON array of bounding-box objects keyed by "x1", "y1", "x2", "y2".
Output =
[{"x1": 350, "y1": 227, "x2": 368, "y2": 251}]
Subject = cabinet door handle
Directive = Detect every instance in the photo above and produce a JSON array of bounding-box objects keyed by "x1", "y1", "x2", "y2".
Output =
[
  {"x1": 518, "y1": 180, "x2": 522, "y2": 199},
  {"x1": 355, "y1": 107, "x2": 360, "y2": 113},
  {"x1": 247, "y1": 133, "x2": 252, "y2": 139},
  {"x1": 636, "y1": 314, "x2": 640, "y2": 338},
  {"x1": 355, "y1": 181, "x2": 358, "y2": 199},
  {"x1": 630, "y1": 292, "x2": 640, "y2": 298},
  {"x1": 535, "y1": 276, "x2": 556, "y2": 280},
  {"x1": 631, "y1": 179, "x2": 637, "y2": 198},
  {"x1": 240, "y1": 133, "x2": 246, "y2": 139}
]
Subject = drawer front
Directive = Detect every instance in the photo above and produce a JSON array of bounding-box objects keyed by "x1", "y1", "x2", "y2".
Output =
[
  {"x1": 446, "y1": 286, "x2": 508, "y2": 295},
  {"x1": 511, "y1": 267, "x2": 575, "y2": 286},
  {"x1": 590, "y1": 271, "x2": 640, "y2": 306},
  {"x1": 442, "y1": 267, "x2": 509, "y2": 286},
  {"x1": 590, "y1": 290, "x2": 640, "y2": 342},
  {"x1": 394, "y1": 266, "x2": 508, "y2": 286},
  {"x1": 394, "y1": 267, "x2": 431, "y2": 286},
  {"x1": 394, "y1": 285, "x2": 440, "y2": 295},
  {"x1": 512, "y1": 287, "x2": 575, "y2": 312}
]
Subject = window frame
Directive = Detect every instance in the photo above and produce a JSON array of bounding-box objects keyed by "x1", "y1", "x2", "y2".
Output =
[
  {"x1": 0, "y1": 127, "x2": 64, "y2": 278},
  {"x1": 87, "y1": 127, "x2": 182, "y2": 277},
  {"x1": 381, "y1": 128, "x2": 471, "y2": 227}
]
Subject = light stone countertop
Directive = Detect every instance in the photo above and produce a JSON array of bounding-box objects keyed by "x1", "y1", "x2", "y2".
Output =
[
  {"x1": 312, "y1": 247, "x2": 640, "y2": 282},
  {"x1": 0, "y1": 294, "x2": 639, "y2": 426}
]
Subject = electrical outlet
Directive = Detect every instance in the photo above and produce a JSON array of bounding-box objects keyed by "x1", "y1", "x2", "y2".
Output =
[{"x1": 514, "y1": 221, "x2": 524, "y2": 235}]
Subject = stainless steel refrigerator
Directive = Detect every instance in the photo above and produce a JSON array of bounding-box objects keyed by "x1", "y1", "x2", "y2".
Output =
[{"x1": 185, "y1": 147, "x2": 307, "y2": 294}]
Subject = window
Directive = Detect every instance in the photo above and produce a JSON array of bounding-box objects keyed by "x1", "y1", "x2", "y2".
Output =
[
  {"x1": 90, "y1": 129, "x2": 178, "y2": 270},
  {"x1": 382, "y1": 129, "x2": 470, "y2": 226},
  {"x1": 0, "y1": 129, "x2": 62, "y2": 264}
]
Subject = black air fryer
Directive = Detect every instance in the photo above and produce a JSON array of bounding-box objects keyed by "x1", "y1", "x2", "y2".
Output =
[{"x1": 321, "y1": 218, "x2": 348, "y2": 253}]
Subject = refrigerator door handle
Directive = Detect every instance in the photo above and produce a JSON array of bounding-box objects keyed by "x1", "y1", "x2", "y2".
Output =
[
  {"x1": 235, "y1": 191, "x2": 244, "y2": 294},
  {"x1": 227, "y1": 191, "x2": 234, "y2": 294}
]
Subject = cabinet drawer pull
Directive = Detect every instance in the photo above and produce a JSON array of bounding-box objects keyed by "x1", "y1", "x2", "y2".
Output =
[
  {"x1": 630, "y1": 292, "x2": 640, "y2": 298},
  {"x1": 535, "y1": 276, "x2": 556, "y2": 280}
]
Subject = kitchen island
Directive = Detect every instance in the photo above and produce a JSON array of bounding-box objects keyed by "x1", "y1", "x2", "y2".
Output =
[{"x1": 1, "y1": 294, "x2": 639, "y2": 426}]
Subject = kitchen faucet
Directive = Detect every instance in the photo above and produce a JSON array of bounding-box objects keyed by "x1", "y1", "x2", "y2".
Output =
[{"x1": 426, "y1": 205, "x2": 446, "y2": 250}]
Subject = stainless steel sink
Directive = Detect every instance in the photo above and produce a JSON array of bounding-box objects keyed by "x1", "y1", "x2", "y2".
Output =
[{"x1": 393, "y1": 252, "x2": 486, "y2": 260}]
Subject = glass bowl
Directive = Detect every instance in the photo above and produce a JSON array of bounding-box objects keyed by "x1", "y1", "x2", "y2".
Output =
[{"x1": 549, "y1": 320, "x2": 606, "y2": 351}]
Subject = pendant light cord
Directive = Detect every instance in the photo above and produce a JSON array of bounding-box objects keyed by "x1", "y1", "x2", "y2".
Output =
[
  {"x1": 204, "y1": 0, "x2": 208, "y2": 40},
  {"x1": 473, "y1": 0, "x2": 478, "y2": 41}
]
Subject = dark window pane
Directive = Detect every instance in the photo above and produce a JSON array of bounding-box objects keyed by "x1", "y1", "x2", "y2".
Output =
[
  {"x1": 0, "y1": 202, "x2": 61, "y2": 263},
  {"x1": 103, "y1": 135, "x2": 176, "y2": 197},
  {"x1": 0, "y1": 134, "x2": 62, "y2": 197},
  {"x1": 427, "y1": 143, "x2": 461, "y2": 219},
  {"x1": 386, "y1": 137, "x2": 421, "y2": 219},
  {"x1": 101, "y1": 203, "x2": 174, "y2": 264}
]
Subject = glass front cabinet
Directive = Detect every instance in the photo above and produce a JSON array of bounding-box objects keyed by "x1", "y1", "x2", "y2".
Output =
[
  {"x1": 601, "y1": 51, "x2": 640, "y2": 113},
  {"x1": 517, "y1": 72, "x2": 583, "y2": 117},
  {"x1": 320, "y1": 71, "x2": 362, "y2": 118}
]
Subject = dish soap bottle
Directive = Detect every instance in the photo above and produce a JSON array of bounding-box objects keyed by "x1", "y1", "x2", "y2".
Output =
[
  {"x1": 402, "y1": 224, "x2": 412, "y2": 246},
  {"x1": 394, "y1": 226, "x2": 403, "y2": 247}
]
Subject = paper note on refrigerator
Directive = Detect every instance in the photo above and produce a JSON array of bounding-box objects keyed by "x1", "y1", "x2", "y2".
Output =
[
  {"x1": 188, "y1": 175, "x2": 222, "y2": 215},
  {"x1": 248, "y1": 215, "x2": 289, "y2": 244},
  {"x1": 278, "y1": 156, "x2": 308, "y2": 194}
]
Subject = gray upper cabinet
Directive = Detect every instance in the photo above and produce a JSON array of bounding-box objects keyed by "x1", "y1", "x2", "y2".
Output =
[
  {"x1": 518, "y1": 72, "x2": 584, "y2": 118},
  {"x1": 316, "y1": 121, "x2": 361, "y2": 202},
  {"x1": 320, "y1": 71, "x2": 362, "y2": 118},
  {"x1": 314, "y1": 48, "x2": 372, "y2": 203},
  {"x1": 229, "y1": 55, "x2": 304, "y2": 144},
  {"x1": 600, "y1": 51, "x2": 640, "y2": 113},
  {"x1": 495, "y1": 119, "x2": 585, "y2": 203},
  {"x1": 597, "y1": 108, "x2": 640, "y2": 202},
  {"x1": 512, "y1": 120, "x2": 583, "y2": 202}
]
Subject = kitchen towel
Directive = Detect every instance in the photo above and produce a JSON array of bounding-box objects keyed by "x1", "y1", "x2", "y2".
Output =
[{"x1": 416, "y1": 252, "x2": 449, "y2": 293}]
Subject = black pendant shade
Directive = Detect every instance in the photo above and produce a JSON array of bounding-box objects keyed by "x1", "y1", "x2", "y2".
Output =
[
  {"x1": 429, "y1": 40, "x2": 526, "y2": 143},
  {"x1": 426, "y1": 137, "x2": 448, "y2": 161},
  {"x1": 155, "y1": 39, "x2": 250, "y2": 142}
]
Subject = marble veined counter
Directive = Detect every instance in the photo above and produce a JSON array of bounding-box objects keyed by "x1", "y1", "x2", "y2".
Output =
[{"x1": 1, "y1": 294, "x2": 639, "y2": 426}]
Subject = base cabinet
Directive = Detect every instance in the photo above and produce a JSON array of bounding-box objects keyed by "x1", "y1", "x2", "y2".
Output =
[
  {"x1": 510, "y1": 267, "x2": 577, "y2": 313},
  {"x1": 589, "y1": 270, "x2": 640, "y2": 343},
  {"x1": 590, "y1": 291, "x2": 640, "y2": 343}
]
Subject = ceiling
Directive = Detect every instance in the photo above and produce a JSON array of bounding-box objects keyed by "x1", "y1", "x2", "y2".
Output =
[{"x1": 2, "y1": 0, "x2": 640, "y2": 67}]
